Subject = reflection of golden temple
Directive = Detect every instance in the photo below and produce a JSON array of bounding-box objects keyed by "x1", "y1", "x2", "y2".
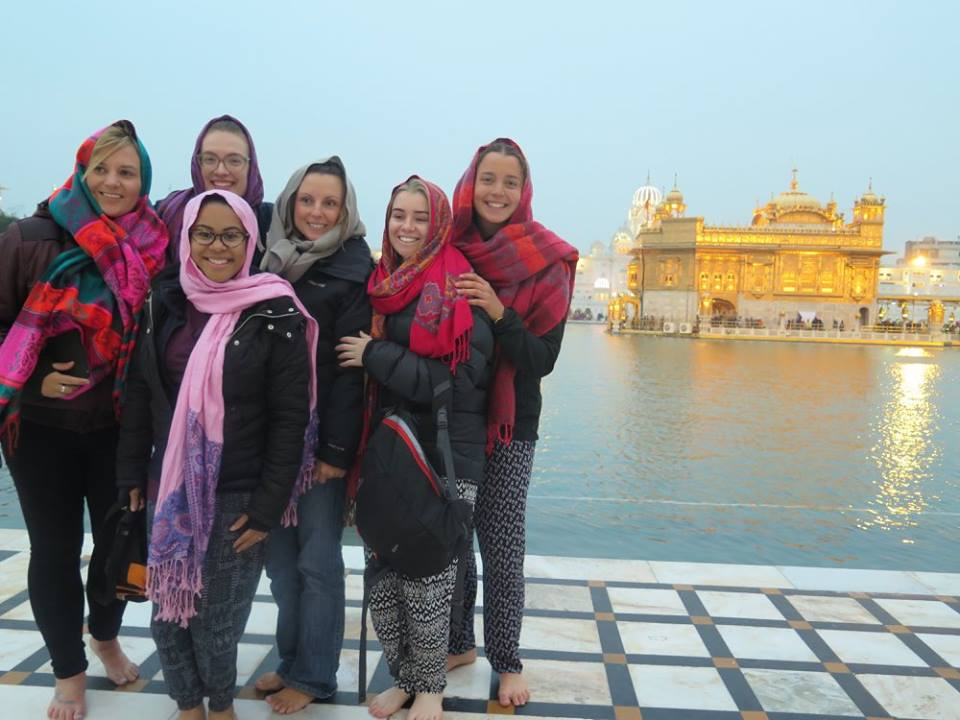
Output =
[{"x1": 616, "y1": 171, "x2": 890, "y2": 328}]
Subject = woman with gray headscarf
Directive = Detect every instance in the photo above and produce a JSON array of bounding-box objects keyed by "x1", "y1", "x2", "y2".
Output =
[{"x1": 257, "y1": 157, "x2": 373, "y2": 714}]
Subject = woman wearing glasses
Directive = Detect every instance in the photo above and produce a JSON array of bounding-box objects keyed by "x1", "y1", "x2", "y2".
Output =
[
  {"x1": 116, "y1": 190, "x2": 317, "y2": 720},
  {"x1": 156, "y1": 115, "x2": 273, "y2": 264}
]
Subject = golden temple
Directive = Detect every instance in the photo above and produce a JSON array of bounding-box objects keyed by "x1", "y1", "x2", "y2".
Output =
[{"x1": 622, "y1": 170, "x2": 888, "y2": 328}]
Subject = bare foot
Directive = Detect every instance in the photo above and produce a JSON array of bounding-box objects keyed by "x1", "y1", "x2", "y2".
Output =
[
  {"x1": 498, "y1": 672, "x2": 529, "y2": 706},
  {"x1": 254, "y1": 670, "x2": 284, "y2": 693},
  {"x1": 368, "y1": 686, "x2": 410, "y2": 718},
  {"x1": 409, "y1": 692, "x2": 443, "y2": 720},
  {"x1": 89, "y1": 637, "x2": 139, "y2": 685},
  {"x1": 446, "y1": 648, "x2": 476, "y2": 671},
  {"x1": 207, "y1": 707, "x2": 236, "y2": 720},
  {"x1": 48, "y1": 672, "x2": 86, "y2": 720},
  {"x1": 266, "y1": 686, "x2": 314, "y2": 714},
  {"x1": 177, "y1": 706, "x2": 205, "y2": 720}
]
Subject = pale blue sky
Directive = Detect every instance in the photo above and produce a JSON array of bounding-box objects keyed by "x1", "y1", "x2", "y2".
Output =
[{"x1": 1, "y1": 0, "x2": 956, "y2": 255}]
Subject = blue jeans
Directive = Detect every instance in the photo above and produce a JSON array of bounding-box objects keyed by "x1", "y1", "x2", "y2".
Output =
[{"x1": 265, "y1": 479, "x2": 346, "y2": 698}]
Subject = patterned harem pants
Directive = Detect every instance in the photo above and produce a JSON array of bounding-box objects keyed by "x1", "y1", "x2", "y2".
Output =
[
  {"x1": 449, "y1": 440, "x2": 535, "y2": 674},
  {"x1": 367, "y1": 479, "x2": 476, "y2": 694}
]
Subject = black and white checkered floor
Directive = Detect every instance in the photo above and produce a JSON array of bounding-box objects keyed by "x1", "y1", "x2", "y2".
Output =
[{"x1": 0, "y1": 529, "x2": 957, "y2": 719}]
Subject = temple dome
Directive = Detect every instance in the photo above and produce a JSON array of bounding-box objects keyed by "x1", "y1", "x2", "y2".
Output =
[{"x1": 775, "y1": 169, "x2": 822, "y2": 211}]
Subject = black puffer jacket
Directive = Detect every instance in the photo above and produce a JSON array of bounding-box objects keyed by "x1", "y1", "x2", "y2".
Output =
[
  {"x1": 492, "y1": 309, "x2": 566, "y2": 442},
  {"x1": 116, "y1": 264, "x2": 310, "y2": 530},
  {"x1": 362, "y1": 302, "x2": 494, "y2": 484},
  {"x1": 289, "y1": 236, "x2": 372, "y2": 469}
]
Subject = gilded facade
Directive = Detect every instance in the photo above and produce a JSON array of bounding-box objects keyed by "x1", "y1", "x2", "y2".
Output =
[{"x1": 627, "y1": 171, "x2": 888, "y2": 327}]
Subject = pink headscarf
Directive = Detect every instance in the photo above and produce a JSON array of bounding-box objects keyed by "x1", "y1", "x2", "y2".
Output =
[{"x1": 147, "y1": 190, "x2": 318, "y2": 627}]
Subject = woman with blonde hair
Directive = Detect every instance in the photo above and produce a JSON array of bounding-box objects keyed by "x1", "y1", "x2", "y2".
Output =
[{"x1": 0, "y1": 120, "x2": 168, "y2": 720}]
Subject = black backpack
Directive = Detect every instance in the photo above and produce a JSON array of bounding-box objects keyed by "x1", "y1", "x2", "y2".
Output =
[{"x1": 355, "y1": 361, "x2": 472, "y2": 701}]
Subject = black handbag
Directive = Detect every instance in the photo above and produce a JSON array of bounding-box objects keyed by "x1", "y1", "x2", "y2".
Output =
[{"x1": 89, "y1": 501, "x2": 148, "y2": 605}]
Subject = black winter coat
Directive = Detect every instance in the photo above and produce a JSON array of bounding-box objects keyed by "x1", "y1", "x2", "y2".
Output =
[
  {"x1": 492, "y1": 308, "x2": 566, "y2": 442},
  {"x1": 289, "y1": 237, "x2": 372, "y2": 469},
  {"x1": 116, "y1": 265, "x2": 311, "y2": 530},
  {"x1": 362, "y1": 301, "x2": 494, "y2": 484}
]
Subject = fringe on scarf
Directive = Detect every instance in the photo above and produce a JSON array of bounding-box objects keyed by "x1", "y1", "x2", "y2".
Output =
[
  {"x1": 0, "y1": 412, "x2": 21, "y2": 461},
  {"x1": 147, "y1": 556, "x2": 204, "y2": 629},
  {"x1": 280, "y1": 414, "x2": 319, "y2": 528}
]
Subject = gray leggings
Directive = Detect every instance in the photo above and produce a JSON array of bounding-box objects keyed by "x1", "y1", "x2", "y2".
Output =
[{"x1": 149, "y1": 493, "x2": 265, "y2": 711}]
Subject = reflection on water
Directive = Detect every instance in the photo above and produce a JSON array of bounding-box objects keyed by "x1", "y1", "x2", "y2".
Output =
[
  {"x1": 864, "y1": 358, "x2": 940, "y2": 532},
  {"x1": 530, "y1": 325, "x2": 960, "y2": 571}
]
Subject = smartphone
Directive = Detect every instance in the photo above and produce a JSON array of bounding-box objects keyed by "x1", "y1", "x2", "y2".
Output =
[{"x1": 41, "y1": 330, "x2": 90, "y2": 378}]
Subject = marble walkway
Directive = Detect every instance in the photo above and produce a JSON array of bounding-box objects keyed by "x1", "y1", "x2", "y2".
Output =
[{"x1": 0, "y1": 528, "x2": 958, "y2": 719}]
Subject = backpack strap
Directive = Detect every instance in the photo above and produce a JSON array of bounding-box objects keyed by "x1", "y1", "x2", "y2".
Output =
[
  {"x1": 426, "y1": 361, "x2": 457, "y2": 500},
  {"x1": 358, "y1": 558, "x2": 391, "y2": 704}
]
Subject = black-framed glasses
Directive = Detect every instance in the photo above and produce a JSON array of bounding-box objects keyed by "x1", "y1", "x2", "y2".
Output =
[
  {"x1": 189, "y1": 227, "x2": 249, "y2": 248},
  {"x1": 196, "y1": 152, "x2": 249, "y2": 171}
]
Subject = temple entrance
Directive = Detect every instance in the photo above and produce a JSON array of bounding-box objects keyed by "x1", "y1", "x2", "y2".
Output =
[
  {"x1": 711, "y1": 299, "x2": 737, "y2": 317},
  {"x1": 859, "y1": 307, "x2": 869, "y2": 326}
]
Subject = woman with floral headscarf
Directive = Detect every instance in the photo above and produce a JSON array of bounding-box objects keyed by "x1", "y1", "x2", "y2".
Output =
[
  {"x1": 447, "y1": 139, "x2": 578, "y2": 707},
  {"x1": 116, "y1": 189, "x2": 317, "y2": 720},
  {"x1": 255, "y1": 157, "x2": 372, "y2": 714},
  {"x1": 0, "y1": 120, "x2": 168, "y2": 720},
  {"x1": 337, "y1": 176, "x2": 493, "y2": 720}
]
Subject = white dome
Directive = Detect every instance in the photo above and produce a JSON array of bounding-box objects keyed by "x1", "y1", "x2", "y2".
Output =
[
  {"x1": 633, "y1": 185, "x2": 663, "y2": 208},
  {"x1": 629, "y1": 184, "x2": 663, "y2": 233}
]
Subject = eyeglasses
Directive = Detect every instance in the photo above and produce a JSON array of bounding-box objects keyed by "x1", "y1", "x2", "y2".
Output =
[
  {"x1": 196, "y1": 152, "x2": 249, "y2": 171},
  {"x1": 189, "y1": 227, "x2": 249, "y2": 248}
]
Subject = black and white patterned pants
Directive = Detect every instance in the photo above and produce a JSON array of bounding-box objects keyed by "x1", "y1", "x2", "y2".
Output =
[
  {"x1": 449, "y1": 440, "x2": 535, "y2": 674},
  {"x1": 367, "y1": 479, "x2": 476, "y2": 695}
]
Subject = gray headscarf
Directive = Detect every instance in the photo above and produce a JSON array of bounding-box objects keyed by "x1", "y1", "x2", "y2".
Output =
[{"x1": 260, "y1": 156, "x2": 366, "y2": 282}]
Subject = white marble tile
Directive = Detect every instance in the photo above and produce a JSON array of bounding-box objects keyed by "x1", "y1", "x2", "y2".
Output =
[
  {"x1": 876, "y1": 598, "x2": 960, "y2": 629},
  {"x1": 345, "y1": 572, "x2": 364, "y2": 601},
  {"x1": 523, "y1": 554, "x2": 655, "y2": 583},
  {"x1": 818, "y1": 628, "x2": 927, "y2": 667},
  {"x1": 519, "y1": 615, "x2": 601, "y2": 653},
  {"x1": 235, "y1": 641, "x2": 273, "y2": 685},
  {"x1": 918, "y1": 632, "x2": 960, "y2": 667},
  {"x1": 628, "y1": 663, "x2": 737, "y2": 711},
  {"x1": 0, "y1": 552, "x2": 29, "y2": 603},
  {"x1": 0, "y1": 529, "x2": 30, "y2": 551},
  {"x1": 233, "y1": 694, "x2": 371, "y2": 718},
  {"x1": 243, "y1": 600, "x2": 279, "y2": 636},
  {"x1": 524, "y1": 582, "x2": 593, "y2": 612},
  {"x1": 120, "y1": 598, "x2": 155, "y2": 628},
  {"x1": 716, "y1": 625, "x2": 819, "y2": 662},
  {"x1": 338, "y1": 648, "x2": 382, "y2": 694},
  {"x1": 857, "y1": 673, "x2": 960, "y2": 720},
  {"x1": 0, "y1": 628, "x2": 45, "y2": 670},
  {"x1": 651, "y1": 561, "x2": 793, "y2": 588},
  {"x1": 786, "y1": 594, "x2": 881, "y2": 624},
  {"x1": 36, "y1": 635, "x2": 157, "y2": 678},
  {"x1": 742, "y1": 668, "x2": 862, "y2": 716},
  {"x1": 0, "y1": 598, "x2": 33, "y2": 621},
  {"x1": 912, "y1": 571, "x2": 960, "y2": 596},
  {"x1": 696, "y1": 590, "x2": 783, "y2": 620},
  {"x1": 778, "y1": 565, "x2": 932, "y2": 594},
  {"x1": 443, "y1": 654, "x2": 492, "y2": 700},
  {"x1": 520, "y1": 658, "x2": 612, "y2": 705},
  {"x1": 255, "y1": 570, "x2": 271, "y2": 597},
  {"x1": 617, "y1": 620, "x2": 710, "y2": 657},
  {"x1": 606, "y1": 587, "x2": 687, "y2": 616},
  {"x1": 344, "y1": 605, "x2": 377, "y2": 641},
  {"x1": 342, "y1": 544, "x2": 365, "y2": 571}
]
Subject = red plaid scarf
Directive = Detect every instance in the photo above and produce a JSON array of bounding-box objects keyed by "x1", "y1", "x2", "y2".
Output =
[
  {"x1": 451, "y1": 138, "x2": 578, "y2": 451},
  {"x1": 348, "y1": 177, "x2": 473, "y2": 503}
]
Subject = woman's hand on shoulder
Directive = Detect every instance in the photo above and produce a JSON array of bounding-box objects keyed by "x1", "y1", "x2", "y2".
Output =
[
  {"x1": 336, "y1": 331, "x2": 371, "y2": 367},
  {"x1": 40, "y1": 361, "x2": 89, "y2": 398},
  {"x1": 456, "y1": 272, "x2": 505, "y2": 322}
]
